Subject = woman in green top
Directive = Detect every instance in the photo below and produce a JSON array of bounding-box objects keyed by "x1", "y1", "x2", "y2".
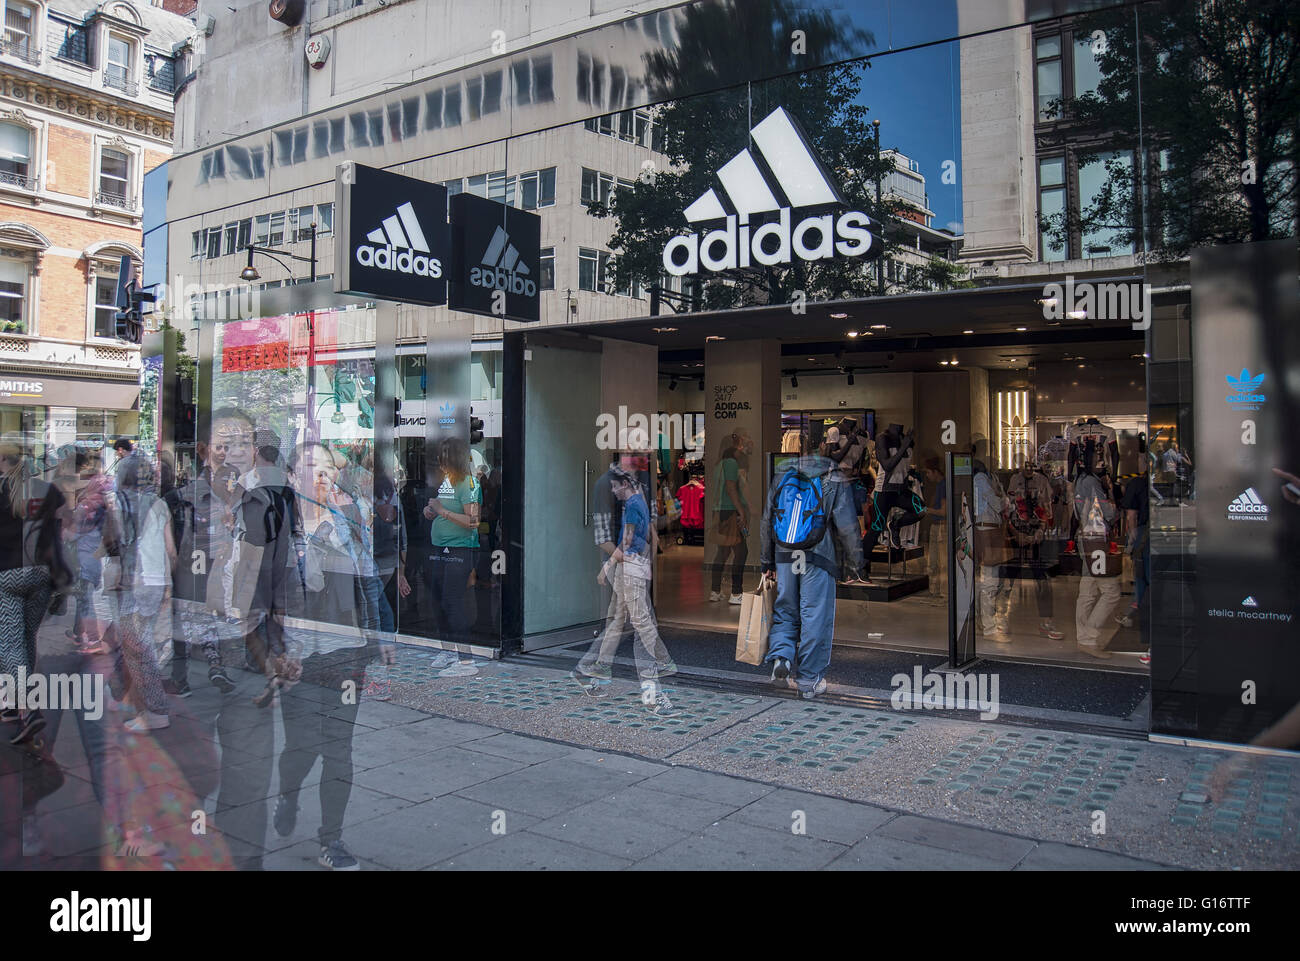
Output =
[
  {"x1": 710, "y1": 429, "x2": 752, "y2": 604},
  {"x1": 423, "y1": 437, "x2": 481, "y2": 642}
]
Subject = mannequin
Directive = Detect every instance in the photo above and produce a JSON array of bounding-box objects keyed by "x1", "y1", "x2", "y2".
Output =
[
  {"x1": 864, "y1": 423, "x2": 924, "y2": 553},
  {"x1": 1067, "y1": 416, "x2": 1119, "y2": 480}
]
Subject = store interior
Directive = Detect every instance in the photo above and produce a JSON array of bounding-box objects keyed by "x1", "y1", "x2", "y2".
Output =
[{"x1": 638, "y1": 302, "x2": 1156, "y2": 672}]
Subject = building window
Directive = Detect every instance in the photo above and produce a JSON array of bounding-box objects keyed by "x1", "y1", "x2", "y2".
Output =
[
  {"x1": 98, "y1": 147, "x2": 131, "y2": 206},
  {"x1": 1078, "y1": 149, "x2": 1135, "y2": 257},
  {"x1": 0, "y1": 121, "x2": 32, "y2": 189},
  {"x1": 105, "y1": 34, "x2": 134, "y2": 92},
  {"x1": 0, "y1": 256, "x2": 27, "y2": 333},
  {"x1": 205, "y1": 227, "x2": 221, "y2": 259},
  {"x1": 253, "y1": 214, "x2": 269, "y2": 246},
  {"x1": 1038, "y1": 156, "x2": 1067, "y2": 262},
  {"x1": 236, "y1": 218, "x2": 252, "y2": 251},
  {"x1": 316, "y1": 203, "x2": 333, "y2": 234},
  {"x1": 578, "y1": 248, "x2": 611, "y2": 293},
  {"x1": 94, "y1": 272, "x2": 120, "y2": 339},
  {"x1": 1034, "y1": 34, "x2": 1062, "y2": 122},
  {"x1": 268, "y1": 211, "x2": 285, "y2": 246},
  {"x1": 512, "y1": 55, "x2": 554, "y2": 106},
  {"x1": 465, "y1": 72, "x2": 503, "y2": 121},
  {"x1": 54, "y1": 19, "x2": 89, "y2": 64},
  {"x1": 275, "y1": 126, "x2": 308, "y2": 165},
  {"x1": 2, "y1": 1, "x2": 36, "y2": 63},
  {"x1": 223, "y1": 222, "x2": 238, "y2": 256},
  {"x1": 539, "y1": 247, "x2": 554, "y2": 290},
  {"x1": 581, "y1": 167, "x2": 615, "y2": 206},
  {"x1": 191, "y1": 230, "x2": 202, "y2": 259},
  {"x1": 517, "y1": 167, "x2": 555, "y2": 210}
]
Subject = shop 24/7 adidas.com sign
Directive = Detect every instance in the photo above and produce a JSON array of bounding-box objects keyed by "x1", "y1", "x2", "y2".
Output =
[
  {"x1": 335, "y1": 162, "x2": 451, "y2": 306},
  {"x1": 449, "y1": 192, "x2": 542, "y2": 323},
  {"x1": 663, "y1": 107, "x2": 883, "y2": 277}
]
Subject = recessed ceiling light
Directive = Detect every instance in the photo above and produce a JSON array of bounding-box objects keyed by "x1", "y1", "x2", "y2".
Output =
[
  {"x1": 1066, "y1": 309, "x2": 1087, "y2": 320},
  {"x1": 846, "y1": 331, "x2": 858, "y2": 338},
  {"x1": 706, "y1": 335, "x2": 725, "y2": 341},
  {"x1": 1016, "y1": 326, "x2": 1027, "y2": 332},
  {"x1": 830, "y1": 312, "x2": 849, "y2": 319},
  {"x1": 1077, "y1": 363, "x2": 1086, "y2": 368},
  {"x1": 870, "y1": 324, "x2": 887, "y2": 330},
  {"x1": 652, "y1": 326, "x2": 677, "y2": 333},
  {"x1": 962, "y1": 329, "x2": 974, "y2": 334},
  {"x1": 939, "y1": 360, "x2": 949, "y2": 366},
  {"x1": 950, "y1": 359, "x2": 959, "y2": 366}
]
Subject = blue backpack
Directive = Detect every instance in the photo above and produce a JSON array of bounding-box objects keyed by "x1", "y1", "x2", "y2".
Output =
[{"x1": 771, "y1": 467, "x2": 833, "y2": 551}]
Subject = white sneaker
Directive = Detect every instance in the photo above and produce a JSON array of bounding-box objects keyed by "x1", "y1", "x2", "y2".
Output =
[
  {"x1": 427, "y1": 651, "x2": 459, "y2": 670},
  {"x1": 124, "y1": 711, "x2": 170, "y2": 732},
  {"x1": 438, "y1": 660, "x2": 479, "y2": 678},
  {"x1": 800, "y1": 678, "x2": 828, "y2": 700},
  {"x1": 709, "y1": 591, "x2": 723, "y2": 602},
  {"x1": 728, "y1": 594, "x2": 743, "y2": 606}
]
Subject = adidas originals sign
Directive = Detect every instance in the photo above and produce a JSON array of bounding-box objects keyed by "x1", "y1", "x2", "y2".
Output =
[
  {"x1": 334, "y1": 162, "x2": 450, "y2": 307},
  {"x1": 663, "y1": 107, "x2": 882, "y2": 277},
  {"x1": 1226, "y1": 487, "x2": 1270, "y2": 521},
  {"x1": 355, "y1": 201, "x2": 443, "y2": 278}
]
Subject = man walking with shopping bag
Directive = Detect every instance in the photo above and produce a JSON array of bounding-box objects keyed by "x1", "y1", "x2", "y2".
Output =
[{"x1": 760, "y1": 449, "x2": 865, "y2": 699}]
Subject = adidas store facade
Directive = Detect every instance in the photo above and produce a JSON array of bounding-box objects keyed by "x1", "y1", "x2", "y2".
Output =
[{"x1": 151, "y1": 0, "x2": 1298, "y2": 753}]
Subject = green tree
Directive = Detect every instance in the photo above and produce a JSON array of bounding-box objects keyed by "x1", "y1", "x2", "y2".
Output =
[
  {"x1": 588, "y1": 0, "x2": 965, "y2": 309},
  {"x1": 1042, "y1": 0, "x2": 1298, "y2": 257}
]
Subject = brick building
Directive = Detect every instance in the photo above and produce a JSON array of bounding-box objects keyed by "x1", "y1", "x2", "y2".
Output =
[{"x1": 0, "y1": 0, "x2": 193, "y2": 456}]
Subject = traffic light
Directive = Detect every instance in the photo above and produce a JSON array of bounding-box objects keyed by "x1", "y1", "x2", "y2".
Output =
[
  {"x1": 113, "y1": 255, "x2": 154, "y2": 345},
  {"x1": 469, "y1": 415, "x2": 484, "y2": 445}
]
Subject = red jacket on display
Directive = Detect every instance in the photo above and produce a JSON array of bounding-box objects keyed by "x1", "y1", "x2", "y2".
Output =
[{"x1": 677, "y1": 481, "x2": 705, "y2": 529}]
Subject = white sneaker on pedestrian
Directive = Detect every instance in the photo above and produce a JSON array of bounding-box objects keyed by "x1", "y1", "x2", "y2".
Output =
[
  {"x1": 728, "y1": 593, "x2": 743, "y2": 606},
  {"x1": 800, "y1": 678, "x2": 828, "y2": 700},
  {"x1": 709, "y1": 591, "x2": 723, "y2": 602},
  {"x1": 124, "y1": 711, "x2": 170, "y2": 733}
]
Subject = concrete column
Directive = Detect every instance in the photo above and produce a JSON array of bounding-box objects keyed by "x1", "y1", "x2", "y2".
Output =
[{"x1": 703, "y1": 339, "x2": 781, "y2": 587}]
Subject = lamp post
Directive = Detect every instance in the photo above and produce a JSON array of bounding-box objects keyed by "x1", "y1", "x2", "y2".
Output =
[
  {"x1": 873, "y1": 119, "x2": 883, "y2": 296},
  {"x1": 240, "y1": 223, "x2": 320, "y2": 440}
]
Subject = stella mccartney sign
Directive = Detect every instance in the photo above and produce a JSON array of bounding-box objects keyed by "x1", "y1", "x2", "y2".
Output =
[{"x1": 662, "y1": 107, "x2": 883, "y2": 277}]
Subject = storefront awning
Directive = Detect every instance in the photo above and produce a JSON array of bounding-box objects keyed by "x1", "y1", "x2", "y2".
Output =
[{"x1": 0, "y1": 373, "x2": 139, "y2": 411}]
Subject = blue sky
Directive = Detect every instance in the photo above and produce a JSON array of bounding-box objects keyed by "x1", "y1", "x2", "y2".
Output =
[{"x1": 841, "y1": 0, "x2": 964, "y2": 234}]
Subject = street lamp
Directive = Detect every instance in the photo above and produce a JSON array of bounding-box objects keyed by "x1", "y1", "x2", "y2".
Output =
[
  {"x1": 240, "y1": 222, "x2": 318, "y2": 282},
  {"x1": 872, "y1": 119, "x2": 883, "y2": 296}
]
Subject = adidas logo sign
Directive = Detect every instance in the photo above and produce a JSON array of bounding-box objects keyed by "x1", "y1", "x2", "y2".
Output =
[
  {"x1": 355, "y1": 202, "x2": 443, "y2": 278},
  {"x1": 663, "y1": 106, "x2": 880, "y2": 277},
  {"x1": 1225, "y1": 368, "x2": 1266, "y2": 410},
  {"x1": 1242, "y1": 596, "x2": 1259, "y2": 608},
  {"x1": 469, "y1": 225, "x2": 536, "y2": 297},
  {"x1": 437, "y1": 401, "x2": 456, "y2": 427},
  {"x1": 437, "y1": 477, "x2": 456, "y2": 497},
  {"x1": 1226, "y1": 487, "x2": 1269, "y2": 521}
]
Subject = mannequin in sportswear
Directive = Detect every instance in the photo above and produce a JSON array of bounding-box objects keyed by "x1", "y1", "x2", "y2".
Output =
[
  {"x1": 863, "y1": 424, "x2": 925, "y2": 554},
  {"x1": 1067, "y1": 417, "x2": 1119, "y2": 480}
]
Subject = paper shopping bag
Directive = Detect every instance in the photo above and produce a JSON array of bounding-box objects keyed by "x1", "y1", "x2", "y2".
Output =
[{"x1": 735, "y1": 579, "x2": 775, "y2": 666}]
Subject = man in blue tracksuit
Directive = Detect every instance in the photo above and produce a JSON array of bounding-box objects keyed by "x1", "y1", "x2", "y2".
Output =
[{"x1": 760, "y1": 452, "x2": 865, "y2": 699}]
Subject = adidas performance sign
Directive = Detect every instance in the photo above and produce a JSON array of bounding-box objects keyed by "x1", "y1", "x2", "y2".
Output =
[
  {"x1": 334, "y1": 162, "x2": 450, "y2": 306},
  {"x1": 662, "y1": 107, "x2": 882, "y2": 277},
  {"x1": 450, "y1": 192, "x2": 542, "y2": 323},
  {"x1": 1226, "y1": 487, "x2": 1270, "y2": 521}
]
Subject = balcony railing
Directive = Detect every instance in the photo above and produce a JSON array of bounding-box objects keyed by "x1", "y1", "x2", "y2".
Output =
[
  {"x1": 0, "y1": 38, "x2": 40, "y2": 66},
  {"x1": 0, "y1": 170, "x2": 38, "y2": 191},
  {"x1": 95, "y1": 190, "x2": 135, "y2": 211},
  {"x1": 103, "y1": 71, "x2": 139, "y2": 97}
]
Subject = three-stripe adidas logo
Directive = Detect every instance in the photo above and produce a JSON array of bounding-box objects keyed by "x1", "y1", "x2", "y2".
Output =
[
  {"x1": 1242, "y1": 596, "x2": 1259, "y2": 608},
  {"x1": 469, "y1": 225, "x2": 537, "y2": 297},
  {"x1": 663, "y1": 106, "x2": 880, "y2": 277},
  {"x1": 1226, "y1": 487, "x2": 1269, "y2": 520},
  {"x1": 355, "y1": 201, "x2": 443, "y2": 278}
]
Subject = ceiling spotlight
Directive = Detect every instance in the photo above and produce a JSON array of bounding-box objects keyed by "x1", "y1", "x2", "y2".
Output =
[
  {"x1": 1016, "y1": 326, "x2": 1028, "y2": 332},
  {"x1": 652, "y1": 326, "x2": 677, "y2": 333},
  {"x1": 962, "y1": 329, "x2": 974, "y2": 334},
  {"x1": 870, "y1": 324, "x2": 887, "y2": 330},
  {"x1": 939, "y1": 360, "x2": 949, "y2": 366},
  {"x1": 706, "y1": 335, "x2": 725, "y2": 341},
  {"x1": 950, "y1": 359, "x2": 959, "y2": 366},
  {"x1": 847, "y1": 330, "x2": 859, "y2": 338},
  {"x1": 830, "y1": 312, "x2": 849, "y2": 319}
]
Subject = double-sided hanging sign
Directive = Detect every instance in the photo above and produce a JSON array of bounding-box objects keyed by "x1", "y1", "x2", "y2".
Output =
[
  {"x1": 662, "y1": 106, "x2": 883, "y2": 277},
  {"x1": 334, "y1": 162, "x2": 450, "y2": 306},
  {"x1": 448, "y1": 192, "x2": 542, "y2": 323}
]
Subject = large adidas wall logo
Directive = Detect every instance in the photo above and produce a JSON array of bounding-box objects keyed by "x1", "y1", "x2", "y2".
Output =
[
  {"x1": 662, "y1": 106, "x2": 881, "y2": 277},
  {"x1": 355, "y1": 201, "x2": 443, "y2": 278},
  {"x1": 1226, "y1": 487, "x2": 1269, "y2": 521},
  {"x1": 469, "y1": 225, "x2": 536, "y2": 297}
]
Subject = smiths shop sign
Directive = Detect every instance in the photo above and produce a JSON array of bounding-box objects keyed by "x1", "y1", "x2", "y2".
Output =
[
  {"x1": 335, "y1": 163, "x2": 541, "y2": 322},
  {"x1": 662, "y1": 107, "x2": 882, "y2": 277},
  {"x1": 449, "y1": 192, "x2": 542, "y2": 324}
]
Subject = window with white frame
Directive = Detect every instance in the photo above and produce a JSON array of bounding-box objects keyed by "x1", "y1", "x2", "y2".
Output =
[
  {"x1": 315, "y1": 203, "x2": 333, "y2": 234},
  {"x1": 94, "y1": 268, "x2": 123, "y2": 339},
  {"x1": 105, "y1": 34, "x2": 133, "y2": 90},
  {"x1": 191, "y1": 230, "x2": 202, "y2": 259},
  {"x1": 0, "y1": 255, "x2": 27, "y2": 333},
  {"x1": 517, "y1": 167, "x2": 555, "y2": 210},
  {"x1": 205, "y1": 226, "x2": 221, "y2": 259},
  {"x1": 0, "y1": 121, "x2": 33, "y2": 188},
  {"x1": 236, "y1": 218, "x2": 252, "y2": 250},
  {"x1": 253, "y1": 214, "x2": 269, "y2": 246},
  {"x1": 268, "y1": 211, "x2": 285, "y2": 246},
  {"x1": 578, "y1": 247, "x2": 612, "y2": 293},
  {"x1": 3, "y1": 1, "x2": 36, "y2": 62},
  {"x1": 581, "y1": 168, "x2": 615, "y2": 207},
  {"x1": 98, "y1": 147, "x2": 131, "y2": 205},
  {"x1": 539, "y1": 247, "x2": 554, "y2": 290}
]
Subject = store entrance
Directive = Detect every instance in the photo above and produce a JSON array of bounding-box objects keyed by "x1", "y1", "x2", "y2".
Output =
[{"x1": 646, "y1": 304, "x2": 1151, "y2": 672}]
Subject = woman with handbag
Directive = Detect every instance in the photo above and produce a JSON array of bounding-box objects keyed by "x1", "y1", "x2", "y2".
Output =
[{"x1": 0, "y1": 434, "x2": 72, "y2": 745}]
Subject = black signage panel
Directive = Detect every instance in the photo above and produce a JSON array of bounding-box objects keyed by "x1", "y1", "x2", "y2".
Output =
[
  {"x1": 449, "y1": 193, "x2": 541, "y2": 323},
  {"x1": 334, "y1": 162, "x2": 449, "y2": 306},
  {"x1": 1185, "y1": 240, "x2": 1300, "y2": 746}
]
